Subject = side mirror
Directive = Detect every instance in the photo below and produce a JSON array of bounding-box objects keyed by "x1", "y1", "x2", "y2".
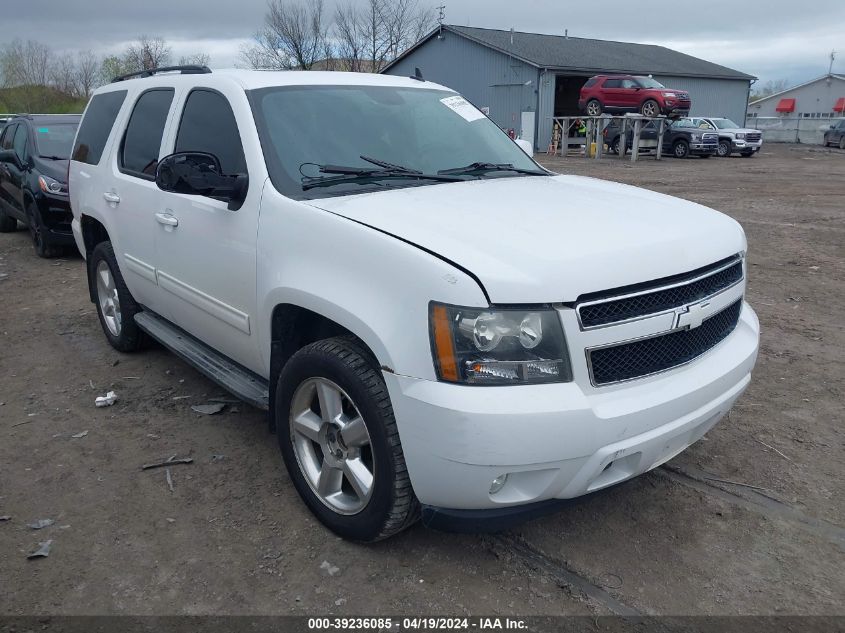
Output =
[
  {"x1": 515, "y1": 138, "x2": 534, "y2": 157},
  {"x1": 0, "y1": 149, "x2": 22, "y2": 168},
  {"x1": 155, "y1": 152, "x2": 248, "y2": 210}
]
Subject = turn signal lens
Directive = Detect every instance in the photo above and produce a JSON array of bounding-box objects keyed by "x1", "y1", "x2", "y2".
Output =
[{"x1": 431, "y1": 304, "x2": 459, "y2": 382}]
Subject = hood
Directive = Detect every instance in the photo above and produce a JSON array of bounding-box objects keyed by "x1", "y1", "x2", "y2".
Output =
[
  {"x1": 305, "y1": 175, "x2": 746, "y2": 303},
  {"x1": 718, "y1": 127, "x2": 759, "y2": 134},
  {"x1": 34, "y1": 157, "x2": 69, "y2": 183}
]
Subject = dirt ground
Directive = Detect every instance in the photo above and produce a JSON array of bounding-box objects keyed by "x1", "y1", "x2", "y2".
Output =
[{"x1": 0, "y1": 143, "x2": 843, "y2": 617}]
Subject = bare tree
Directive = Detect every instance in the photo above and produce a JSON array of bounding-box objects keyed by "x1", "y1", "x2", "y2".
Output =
[
  {"x1": 76, "y1": 50, "x2": 101, "y2": 98},
  {"x1": 179, "y1": 52, "x2": 211, "y2": 67},
  {"x1": 241, "y1": 0, "x2": 328, "y2": 70},
  {"x1": 750, "y1": 78, "x2": 790, "y2": 100},
  {"x1": 125, "y1": 36, "x2": 172, "y2": 71},
  {"x1": 332, "y1": 0, "x2": 434, "y2": 73},
  {"x1": 1, "y1": 39, "x2": 53, "y2": 87},
  {"x1": 50, "y1": 55, "x2": 78, "y2": 96}
]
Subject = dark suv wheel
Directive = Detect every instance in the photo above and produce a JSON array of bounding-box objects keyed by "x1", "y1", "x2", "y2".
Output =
[
  {"x1": 25, "y1": 200, "x2": 62, "y2": 258},
  {"x1": 673, "y1": 140, "x2": 690, "y2": 158},
  {"x1": 276, "y1": 337, "x2": 419, "y2": 542}
]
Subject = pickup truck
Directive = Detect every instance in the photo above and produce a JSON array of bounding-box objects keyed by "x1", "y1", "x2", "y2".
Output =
[
  {"x1": 687, "y1": 117, "x2": 763, "y2": 157},
  {"x1": 69, "y1": 67, "x2": 759, "y2": 541},
  {"x1": 604, "y1": 118, "x2": 718, "y2": 158}
]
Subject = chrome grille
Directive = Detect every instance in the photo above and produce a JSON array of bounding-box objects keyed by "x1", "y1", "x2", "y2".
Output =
[
  {"x1": 745, "y1": 132, "x2": 762, "y2": 142},
  {"x1": 577, "y1": 256, "x2": 743, "y2": 329},
  {"x1": 587, "y1": 299, "x2": 743, "y2": 386}
]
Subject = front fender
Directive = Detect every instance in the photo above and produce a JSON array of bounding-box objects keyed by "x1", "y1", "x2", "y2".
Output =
[{"x1": 257, "y1": 183, "x2": 489, "y2": 380}]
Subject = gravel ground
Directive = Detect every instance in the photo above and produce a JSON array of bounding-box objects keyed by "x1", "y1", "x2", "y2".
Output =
[{"x1": 0, "y1": 143, "x2": 842, "y2": 617}]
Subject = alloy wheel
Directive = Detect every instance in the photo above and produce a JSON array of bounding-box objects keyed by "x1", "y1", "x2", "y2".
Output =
[
  {"x1": 289, "y1": 377, "x2": 375, "y2": 515},
  {"x1": 95, "y1": 260, "x2": 122, "y2": 337},
  {"x1": 586, "y1": 101, "x2": 601, "y2": 116},
  {"x1": 641, "y1": 101, "x2": 658, "y2": 117}
]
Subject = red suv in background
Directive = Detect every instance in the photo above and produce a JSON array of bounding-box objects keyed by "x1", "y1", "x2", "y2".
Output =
[{"x1": 578, "y1": 75, "x2": 692, "y2": 118}]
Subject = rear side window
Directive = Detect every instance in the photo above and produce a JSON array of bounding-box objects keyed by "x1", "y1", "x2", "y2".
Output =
[
  {"x1": 175, "y1": 89, "x2": 247, "y2": 175},
  {"x1": 120, "y1": 89, "x2": 174, "y2": 179},
  {"x1": 603, "y1": 79, "x2": 621, "y2": 88},
  {"x1": 72, "y1": 90, "x2": 127, "y2": 165}
]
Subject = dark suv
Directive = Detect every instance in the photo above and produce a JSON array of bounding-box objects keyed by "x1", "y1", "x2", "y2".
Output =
[
  {"x1": 579, "y1": 75, "x2": 692, "y2": 118},
  {"x1": 604, "y1": 118, "x2": 718, "y2": 158},
  {"x1": 0, "y1": 114, "x2": 81, "y2": 257}
]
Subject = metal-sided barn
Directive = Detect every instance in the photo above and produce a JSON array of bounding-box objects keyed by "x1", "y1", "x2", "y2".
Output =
[{"x1": 382, "y1": 25, "x2": 755, "y2": 150}]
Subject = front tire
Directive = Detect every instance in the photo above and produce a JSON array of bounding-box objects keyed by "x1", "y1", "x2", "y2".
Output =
[
  {"x1": 90, "y1": 241, "x2": 147, "y2": 352},
  {"x1": 25, "y1": 200, "x2": 62, "y2": 258},
  {"x1": 640, "y1": 99, "x2": 659, "y2": 117},
  {"x1": 717, "y1": 140, "x2": 731, "y2": 157},
  {"x1": 673, "y1": 140, "x2": 690, "y2": 158},
  {"x1": 276, "y1": 337, "x2": 419, "y2": 542},
  {"x1": 740, "y1": 150, "x2": 754, "y2": 157},
  {"x1": 0, "y1": 207, "x2": 16, "y2": 232},
  {"x1": 585, "y1": 99, "x2": 602, "y2": 116}
]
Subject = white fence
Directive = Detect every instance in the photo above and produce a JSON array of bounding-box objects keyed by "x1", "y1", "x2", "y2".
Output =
[{"x1": 749, "y1": 116, "x2": 844, "y2": 145}]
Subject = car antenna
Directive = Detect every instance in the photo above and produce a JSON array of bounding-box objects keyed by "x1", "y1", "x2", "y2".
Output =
[{"x1": 410, "y1": 67, "x2": 425, "y2": 82}]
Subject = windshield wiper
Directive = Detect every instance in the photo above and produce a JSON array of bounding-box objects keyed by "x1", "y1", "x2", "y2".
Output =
[
  {"x1": 438, "y1": 162, "x2": 548, "y2": 176},
  {"x1": 39, "y1": 155, "x2": 67, "y2": 160},
  {"x1": 301, "y1": 157, "x2": 464, "y2": 191}
]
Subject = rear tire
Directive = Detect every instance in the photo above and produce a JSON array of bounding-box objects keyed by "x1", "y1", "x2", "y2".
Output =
[
  {"x1": 276, "y1": 336, "x2": 419, "y2": 542},
  {"x1": 585, "y1": 99, "x2": 602, "y2": 116},
  {"x1": 672, "y1": 140, "x2": 690, "y2": 158},
  {"x1": 25, "y1": 200, "x2": 62, "y2": 258},
  {"x1": 610, "y1": 137, "x2": 620, "y2": 155},
  {"x1": 89, "y1": 241, "x2": 147, "y2": 352},
  {"x1": 640, "y1": 99, "x2": 659, "y2": 117},
  {"x1": 0, "y1": 207, "x2": 16, "y2": 232}
]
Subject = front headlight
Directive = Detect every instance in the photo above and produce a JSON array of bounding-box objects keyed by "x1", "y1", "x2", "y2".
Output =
[
  {"x1": 38, "y1": 175, "x2": 67, "y2": 195},
  {"x1": 429, "y1": 303, "x2": 573, "y2": 385},
  {"x1": 663, "y1": 92, "x2": 677, "y2": 98},
  {"x1": 735, "y1": 132, "x2": 746, "y2": 139}
]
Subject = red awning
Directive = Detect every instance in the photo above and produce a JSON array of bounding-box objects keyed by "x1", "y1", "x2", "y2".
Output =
[
  {"x1": 834, "y1": 97, "x2": 845, "y2": 113},
  {"x1": 775, "y1": 98, "x2": 796, "y2": 113}
]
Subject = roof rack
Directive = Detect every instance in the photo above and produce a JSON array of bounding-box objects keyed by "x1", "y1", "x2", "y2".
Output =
[{"x1": 112, "y1": 65, "x2": 212, "y2": 83}]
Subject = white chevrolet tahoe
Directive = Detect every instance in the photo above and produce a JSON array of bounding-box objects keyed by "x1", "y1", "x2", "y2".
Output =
[{"x1": 69, "y1": 67, "x2": 759, "y2": 541}]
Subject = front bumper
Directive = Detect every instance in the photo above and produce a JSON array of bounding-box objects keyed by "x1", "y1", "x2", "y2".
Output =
[
  {"x1": 385, "y1": 303, "x2": 759, "y2": 512},
  {"x1": 731, "y1": 139, "x2": 763, "y2": 152},
  {"x1": 689, "y1": 141, "x2": 717, "y2": 155},
  {"x1": 36, "y1": 194, "x2": 75, "y2": 245}
]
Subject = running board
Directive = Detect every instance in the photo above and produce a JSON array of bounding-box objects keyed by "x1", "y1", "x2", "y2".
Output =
[{"x1": 134, "y1": 311, "x2": 270, "y2": 410}]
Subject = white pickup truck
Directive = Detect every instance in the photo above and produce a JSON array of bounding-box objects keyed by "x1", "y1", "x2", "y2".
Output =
[
  {"x1": 688, "y1": 117, "x2": 763, "y2": 157},
  {"x1": 68, "y1": 67, "x2": 759, "y2": 541}
]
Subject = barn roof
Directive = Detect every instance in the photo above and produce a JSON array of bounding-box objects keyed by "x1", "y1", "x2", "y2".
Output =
[{"x1": 384, "y1": 25, "x2": 755, "y2": 81}]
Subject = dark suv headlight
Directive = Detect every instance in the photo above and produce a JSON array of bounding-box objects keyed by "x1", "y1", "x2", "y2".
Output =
[
  {"x1": 38, "y1": 175, "x2": 67, "y2": 195},
  {"x1": 429, "y1": 303, "x2": 573, "y2": 385}
]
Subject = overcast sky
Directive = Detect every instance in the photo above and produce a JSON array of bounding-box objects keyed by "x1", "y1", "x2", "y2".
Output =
[{"x1": 6, "y1": 0, "x2": 844, "y2": 87}]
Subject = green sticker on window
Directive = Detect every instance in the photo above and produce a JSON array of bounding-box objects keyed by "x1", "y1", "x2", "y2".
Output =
[{"x1": 38, "y1": 128, "x2": 49, "y2": 133}]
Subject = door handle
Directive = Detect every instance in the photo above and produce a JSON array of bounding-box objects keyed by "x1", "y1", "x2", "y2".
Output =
[
  {"x1": 103, "y1": 192, "x2": 121, "y2": 204},
  {"x1": 155, "y1": 212, "x2": 179, "y2": 227}
]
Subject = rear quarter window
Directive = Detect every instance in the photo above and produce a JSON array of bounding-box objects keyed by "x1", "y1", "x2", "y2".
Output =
[
  {"x1": 72, "y1": 90, "x2": 127, "y2": 165},
  {"x1": 583, "y1": 77, "x2": 598, "y2": 88}
]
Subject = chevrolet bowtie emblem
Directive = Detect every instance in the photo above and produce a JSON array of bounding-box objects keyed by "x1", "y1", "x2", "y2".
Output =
[{"x1": 674, "y1": 300, "x2": 711, "y2": 330}]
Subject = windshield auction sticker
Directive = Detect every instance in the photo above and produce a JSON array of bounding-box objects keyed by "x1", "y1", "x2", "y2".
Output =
[{"x1": 440, "y1": 96, "x2": 485, "y2": 122}]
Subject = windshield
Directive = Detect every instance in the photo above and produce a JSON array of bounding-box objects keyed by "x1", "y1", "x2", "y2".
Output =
[
  {"x1": 672, "y1": 119, "x2": 698, "y2": 129},
  {"x1": 33, "y1": 122, "x2": 79, "y2": 159},
  {"x1": 249, "y1": 85, "x2": 543, "y2": 199},
  {"x1": 635, "y1": 77, "x2": 665, "y2": 89},
  {"x1": 711, "y1": 118, "x2": 740, "y2": 129}
]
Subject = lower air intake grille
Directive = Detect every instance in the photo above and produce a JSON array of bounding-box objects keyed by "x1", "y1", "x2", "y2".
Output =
[{"x1": 588, "y1": 299, "x2": 743, "y2": 386}]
